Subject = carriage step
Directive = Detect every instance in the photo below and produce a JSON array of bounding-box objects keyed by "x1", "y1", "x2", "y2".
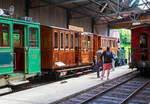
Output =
[
  {"x1": 9, "y1": 80, "x2": 29, "y2": 86},
  {"x1": 83, "y1": 69, "x2": 92, "y2": 73},
  {"x1": 0, "y1": 87, "x2": 12, "y2": 95}
]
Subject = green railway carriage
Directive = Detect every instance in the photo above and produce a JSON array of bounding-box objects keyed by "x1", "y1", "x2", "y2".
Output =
[{"x1": 0, "y1": 16, "x2": 41, "y2": 87}]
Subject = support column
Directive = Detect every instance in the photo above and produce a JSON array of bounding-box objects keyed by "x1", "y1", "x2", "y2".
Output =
[
  {"x1": 91, "y1": 18, "x2": 95, "y2": 33},
  {"x1": 25, "y1": 0, "x2": 31, "y2": 17},
  {"x1": 66, "y1": 9, "x2": 71, "y2": 29},
  {"x1": 107, "y1": 24, "x2": 110, "y2": 36}
]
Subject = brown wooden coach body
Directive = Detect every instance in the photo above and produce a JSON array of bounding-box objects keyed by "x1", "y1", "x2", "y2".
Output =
[
  {"x1": 93, "y1": 34, "x2": 102, "y2": 57},
  {"x1": 80, "y1": 32, "x2": 93, "y2": 65},
  {"x1": 93, "y1": 35, "x2": 118, "y2": 57},
  {"x1": 40, "y1": 25, "x2": 76, "y2": 70},
  {"x1": 101, "y1": 36, "x2": 118, "y2": 55},
  {"x1": 40, "y1": 25, "x2": 118, "y2": 76},
  {"x1": 40, "y1": 26, "x2": 94, "y2": 71}
]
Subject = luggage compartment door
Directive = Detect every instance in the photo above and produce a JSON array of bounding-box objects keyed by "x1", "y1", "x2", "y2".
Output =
[{"x1": 27, "y1": 26, "x2": 41, "y2": 74}]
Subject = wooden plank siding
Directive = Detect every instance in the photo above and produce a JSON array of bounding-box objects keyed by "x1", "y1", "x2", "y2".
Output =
[
  {"x1": 40, "y1": 25, "x2": 77, "y2": 70},
  {"x1": 101, "y1": 36, "x2": 118, "y2": 55},
  {"x1": 80, "y1": 33, "x2": 93, "y2": 65}
]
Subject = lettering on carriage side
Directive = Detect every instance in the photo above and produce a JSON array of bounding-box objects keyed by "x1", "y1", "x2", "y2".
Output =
[
  {"x1": 10, "y1": 61, "x2": 13, "y2": 65},
  {"x1": 32, "y1": 54, "x2": 37, "y2": 59}
]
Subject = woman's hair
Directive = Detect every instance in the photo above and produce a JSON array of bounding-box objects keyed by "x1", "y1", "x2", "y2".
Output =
[{"x1": 107, "y1": 47, "x2": 110, "y2": 51}]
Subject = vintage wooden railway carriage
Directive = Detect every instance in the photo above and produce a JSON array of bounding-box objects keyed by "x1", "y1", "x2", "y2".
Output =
[
  {"x1": 0, "y1": 16, "x2": 41, "y2": 87},
  {"x1": 80, "y1": 32, "x2": 93, "y2": 65},
  {"x1": 40, "y1": 25, "x2": 76, "y2": 70},
  {"x1": 40, "y1": 26, "x2": 93, "y2": 76},
  {"x1": 93, "y1": 34, "x2": 118, "y2": 57},
  {"x1": 101, "y1": 36, "x2": 118, "y2": 55},
  {"x1": 129, "y1": 25, "x2": 150, "y2": 73}
]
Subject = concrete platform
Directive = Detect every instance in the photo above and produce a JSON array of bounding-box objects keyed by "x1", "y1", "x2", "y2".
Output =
[{"x1": 0, "y1": 65, "x2": 135, "y2": 104}]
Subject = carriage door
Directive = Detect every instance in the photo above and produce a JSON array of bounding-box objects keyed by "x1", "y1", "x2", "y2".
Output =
[
  {"x1": 27, "y1": 26, "x2": 40, "y2": 74},
  {"x1": 140, "y1": 32, "x2": 148, "y2": 61},
  {"x1": 75, "y1": 33, "x2": 79, "y2": 64}
]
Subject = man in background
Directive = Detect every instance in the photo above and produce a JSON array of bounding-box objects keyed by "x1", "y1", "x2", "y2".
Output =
[
  {"x1": 95, "y1": 47, "x2": 103, "y2": 78},
  {"x1": 111, "y1": 51, "x2": 116, "y2": 71}
]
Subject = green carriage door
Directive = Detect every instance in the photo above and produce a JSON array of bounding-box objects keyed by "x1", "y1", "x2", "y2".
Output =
[
  {"x1": 0, "y1": 22, "x2": 13, "y2": 74},
  {"x1": 28, "y1": 27, "x2": 40, "y2": 74}
]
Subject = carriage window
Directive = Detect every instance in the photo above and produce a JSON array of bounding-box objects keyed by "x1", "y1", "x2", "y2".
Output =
[
  {"x1": 60, "y1": 33, "x2": 64, "y2": 49},
  {"x1": 88, "y1": 36, "x2": 90, "y2": 49},
  {"x1": 106, "y1": 40, "x2": 108, "y2": 47},
  {"x1": 70, "y1": 34, "x2": 73, "y2": 49},
  {"x1": 65, "y1": 34, "x2": 69, "y2": 48},
  {"x1": 140, "y1": 33, "x2": 148, "y2": 48},
  {"x1": 0, "y1": 23, "x2": 10, "y2": 47},
  {"x1": 103, "y1": 39, "x2": 105, "y2": 47},
  {"x1": 83, "y1": 35, "x2": 87, "y2": 50},
  {"x1": 54, "y1": 32, "x2": 58, "y2": 48},
  {"x1": 75, "y1": 34, "x2": 78, "y2": 47},
  {"x1": 110, "y1": 40, "x2": 112, "y2": 47},
  {"x1": 101, "y1": 39, "x2": 103, "y2": 48},
  {"x1": 114, "y1": 41, "x2": 116, "y2": 48},
  {"x1": 29, "y1": 28, "x2": 38, "y2": 47},
  {"x1": 112, "y1": 41, "x2": 115, "y2": 48}
]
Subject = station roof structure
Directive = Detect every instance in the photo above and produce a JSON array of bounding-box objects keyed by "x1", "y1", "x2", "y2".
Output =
[{"x1": 29, "y1": 0, "x2": 150, "y2": 28}]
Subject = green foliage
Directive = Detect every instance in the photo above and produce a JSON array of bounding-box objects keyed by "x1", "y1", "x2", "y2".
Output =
[
  {"x1": 119, "y1": 29, "x2": 131, "y2": 44},
  {"x1": 117, "y1": 29, "x2": 131, "y2": 59}
]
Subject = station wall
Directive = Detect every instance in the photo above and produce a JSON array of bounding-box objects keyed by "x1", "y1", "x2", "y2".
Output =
[{"x1": 0, "y1": 0, "x2": 108, "y2": 35}]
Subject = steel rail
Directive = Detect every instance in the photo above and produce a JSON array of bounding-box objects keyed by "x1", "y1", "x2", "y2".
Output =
[
  {"x1": 80, "y1": 74, "x2": 138, "y2": 104},
  {"x1": 120, "y1": 80, "x2": 150, "y2": 104}
]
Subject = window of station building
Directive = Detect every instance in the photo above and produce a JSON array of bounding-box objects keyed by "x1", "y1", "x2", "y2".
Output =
[
  {"x1": 60, "y1": 33, "x2": 64, "y2": 49},
  {"x1": 29, "y1": 28, "x2": 38, "y2": 47},
  {"x1": 88, "y1": 36, "x2": 90, "y2": 49},
  {"x1": 0, "y1": 23, "x2": 10, "y2": 47},
  {"x1": 65, "y1": 34, "x2": 69, "y2": 48},
  {"x1": 13, "y1": 30, "x2": 24, "y2": 48},
  {"x1": 54, "y1": 32, "x2": 58, "y2": 48},
  {"x1": 70, "y1": 34, "x2": 74, "y2": 49},
  {"x1": 13, "y1": 30, "x2": 20, "y2": 43}
]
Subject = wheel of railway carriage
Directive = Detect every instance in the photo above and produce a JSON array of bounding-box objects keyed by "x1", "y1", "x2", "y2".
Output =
[
  {"x1": 54, "y1": 72, "x2": 60, "y2": 80},
  {"x1": 47, "y1": 71, "x2": 55, "y2": 79},
  {"x1": 139, "y1": 68, "x2": 145, "y2": 75},
  {"x1": 27, "y1": 72, "x2": 43, "y2": 81}
]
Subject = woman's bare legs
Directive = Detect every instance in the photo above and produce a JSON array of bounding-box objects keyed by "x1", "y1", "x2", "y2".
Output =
[
  {"x1": 107, "y1": 70, "x2": 110, "y2": 80},
  {"x1": 101, "y1": 69, "x2": 105, "y2": 80}
]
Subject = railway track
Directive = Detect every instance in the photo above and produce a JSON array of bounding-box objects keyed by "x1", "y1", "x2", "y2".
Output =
[{"x1": 53, "y1": 71, "x2": 150, "y2": 104}]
